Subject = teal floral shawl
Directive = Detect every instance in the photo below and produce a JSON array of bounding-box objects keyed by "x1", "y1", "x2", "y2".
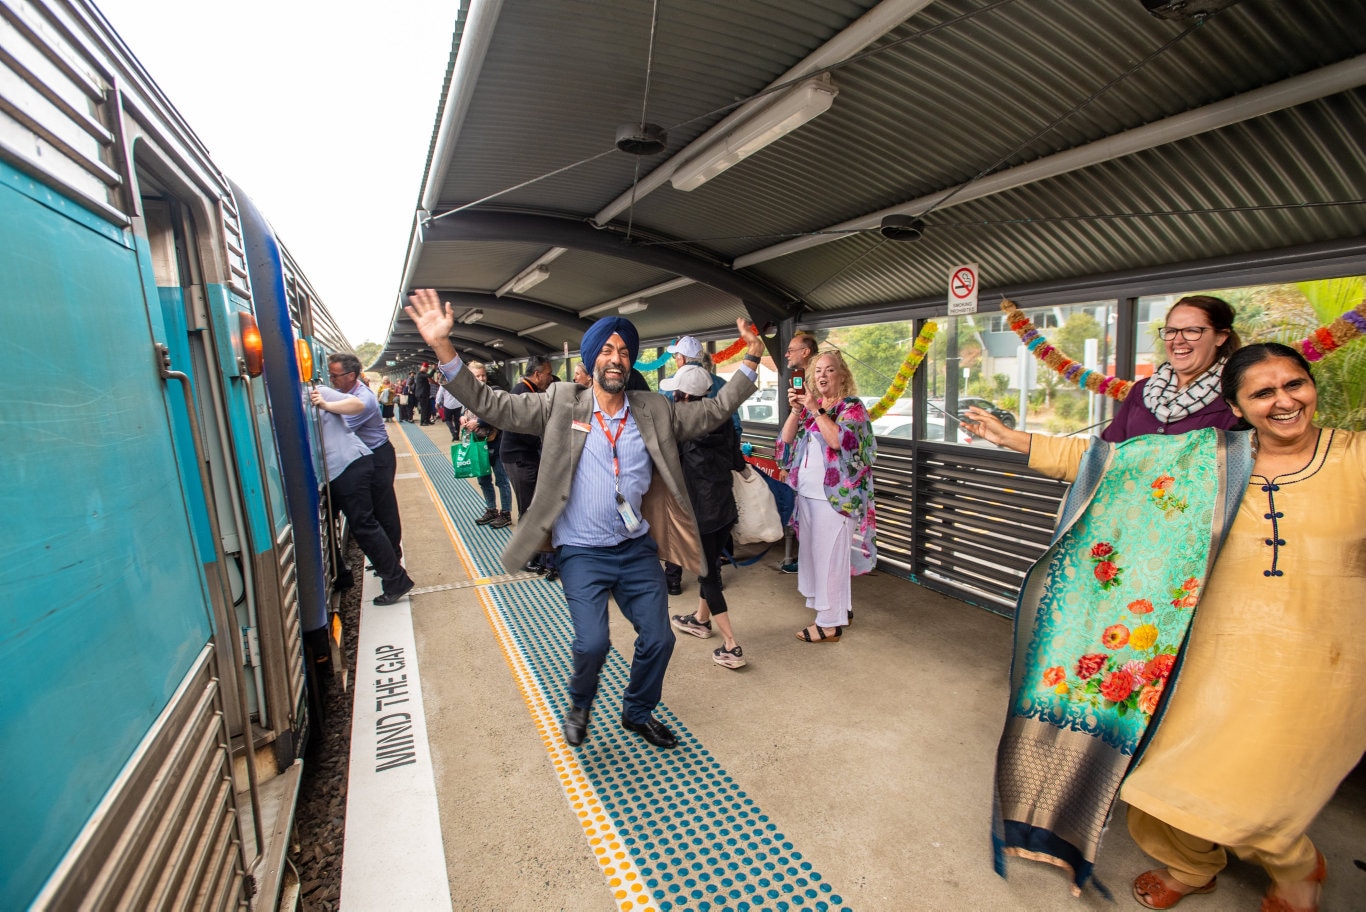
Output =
[
  {"x1": 776, "y1": 397, "x2": 877, "y2": 573},
  {"x1": 992, "y1": 428, "x2": 1253, "y2": 895}
]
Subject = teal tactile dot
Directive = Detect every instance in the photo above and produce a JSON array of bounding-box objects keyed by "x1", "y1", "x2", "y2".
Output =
[{"x1": 463, "y1": 513, "x2": 848, "y2": 912}]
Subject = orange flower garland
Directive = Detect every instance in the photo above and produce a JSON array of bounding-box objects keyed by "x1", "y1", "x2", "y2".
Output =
[
  {"x1": 711, "y1": 335, "x2": 751, "y2": 365},
  {"x1": 1001, "y1": 299, "x2": 1133, "y2": 401}
]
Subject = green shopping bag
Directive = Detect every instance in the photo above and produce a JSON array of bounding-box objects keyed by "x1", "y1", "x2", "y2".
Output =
[{"x1": 452, "y1": 432, "x2": 490, "y2": 478}]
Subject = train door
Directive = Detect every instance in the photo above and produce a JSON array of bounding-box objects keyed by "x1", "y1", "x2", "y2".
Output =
[{"x1": 138, "y1": 180, "x2": 307, "y2": 769}]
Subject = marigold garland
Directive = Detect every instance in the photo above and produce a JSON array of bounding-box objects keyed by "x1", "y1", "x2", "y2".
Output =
[
  {"x1": 1298, "y1": 298, "x2": 1366, "y2": 361},
  {"x1": 1001, "y1": 299, "x2": 1134, "y2": 401},
  {"x1": 711, "y1": 336, "x2": 750, "y2": 364},
  {"x1": 866, "y1": 321, "x2": 938, "y2": 420}
]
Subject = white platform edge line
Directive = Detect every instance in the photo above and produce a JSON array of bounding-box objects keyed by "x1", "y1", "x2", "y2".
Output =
[{"x1": 339, "y1": 568, "x2": 453, "y2": 910}]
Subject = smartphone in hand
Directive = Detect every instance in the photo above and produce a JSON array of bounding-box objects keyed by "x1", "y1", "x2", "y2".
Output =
[{"x1": 790, "y1": 368, "x2": 805, "y2": 390}]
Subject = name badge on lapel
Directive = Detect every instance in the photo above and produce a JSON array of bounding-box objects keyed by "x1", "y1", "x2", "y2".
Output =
[{"x1": 572, "y1": 420, "x2": 591, "y2": 433}]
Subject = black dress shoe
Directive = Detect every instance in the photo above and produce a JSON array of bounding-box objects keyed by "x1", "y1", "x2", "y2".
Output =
[
  {"x1": 563, "y1": 705, "x2": 590, "y2": 746},
  {"x1": 667, "y1": 582, "x2": 682, "y2": 596},
  {"x1": 523, "y1": 559, "x2": 544, "y2": 574},
  {"x1": 373, "y1": 578, "x2": 415, "y2": 606},
  {"x1": 621, "y1": 714, "x2": 677, "y2": 749},
  {"x1": 543, "y1": 568, "x2": 559, "y2": 583}
]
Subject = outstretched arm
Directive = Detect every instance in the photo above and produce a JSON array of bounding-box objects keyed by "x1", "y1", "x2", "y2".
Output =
[
  {"x1": 964, "y1": 406, "x2": 1031, "y2": 454},
  {"x1": 404, "y1": 288, "x2": 458, "y2": 364}
]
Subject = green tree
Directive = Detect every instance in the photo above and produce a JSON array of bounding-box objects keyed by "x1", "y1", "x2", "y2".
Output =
[
  {"x1": 355, "y1": 340, "x2": 383, "y2": 369},
  {"x1": 1054, "y1": 311, "x2": 1103, "y2": 359},
  {"x1": 826, "y1": 322, "x2": 910, "y2": 399}
]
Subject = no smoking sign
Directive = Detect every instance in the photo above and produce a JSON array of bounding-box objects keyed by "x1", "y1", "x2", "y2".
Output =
[{"x1": 948, "y1": 263, "x2": 979, "y2": 315}]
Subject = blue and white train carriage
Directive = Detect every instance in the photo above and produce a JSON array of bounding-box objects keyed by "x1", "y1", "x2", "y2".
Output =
[{"x1": 1, "y1": 0, "x2": 350, "y2": 907}]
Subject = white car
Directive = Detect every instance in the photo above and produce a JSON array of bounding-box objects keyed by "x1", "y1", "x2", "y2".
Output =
[{"x1": 871, "y1": 415, "x2": 944, "y2": 440}]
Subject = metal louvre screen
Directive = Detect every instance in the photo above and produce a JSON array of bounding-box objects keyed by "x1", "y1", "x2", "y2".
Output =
[
  {"x1": 910, "y1": 442, "x2": 1068, "y2": 615},
  {"x1": 34, "y1": 647, "x2": 246, "y2": 911},
  {"x1": 743, "y1": 420, "x2": 1068, "y2": 617},
  {"x1": 275, "y1": 523, "x2": 306, "y2": 715}
]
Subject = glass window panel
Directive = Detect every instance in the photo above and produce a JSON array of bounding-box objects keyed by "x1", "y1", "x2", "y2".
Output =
[{"x1": 931, "y1": 302, "x2": 1119, "y2": 443}]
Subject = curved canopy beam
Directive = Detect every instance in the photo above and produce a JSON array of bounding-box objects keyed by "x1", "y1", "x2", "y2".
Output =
[
  {"x1": 421, "y1": 210, "x2": 797, "y2": 325},
  {"x1": 384, "y1": 330, "x2": 504, "y2": 366},
  {"x1": 427, "y1": 289, "x2": 593, "y2": 334}
]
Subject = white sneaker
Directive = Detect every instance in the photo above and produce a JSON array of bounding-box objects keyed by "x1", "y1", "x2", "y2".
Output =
[
  {"x1": 670, "y1": 614, "x2": 712, "y2": 638},
  {"x1": 712, "y1": 644, "x2": 746, "y2": 669}
]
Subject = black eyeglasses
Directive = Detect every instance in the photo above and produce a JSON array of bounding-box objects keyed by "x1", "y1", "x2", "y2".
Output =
[{"x1": 1158, "y1": 326, "x2": 1211, "y2": 342}]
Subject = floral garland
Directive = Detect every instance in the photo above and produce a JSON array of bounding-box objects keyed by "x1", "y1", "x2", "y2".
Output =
[
  {"x1": 1298, "y1": 298, "x2": 1366, "y2": 361},
  {"x1": 711, "y1": 336, "x2": 750, "y2": 365},
  {"x1": 866, "y1": 321, "x2": 938, "y2": 420},
  {"x1": 1001, "y1": 299, "x2": 1134, "y2": 401},
  {"x1": 632, "y1": 333, "x2": 755, "y2": 371}
]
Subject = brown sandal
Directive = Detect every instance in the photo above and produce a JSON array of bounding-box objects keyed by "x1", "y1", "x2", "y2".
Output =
[
  {"x1": 1132, "y1": 869, "x2": 1216, "y2": 910},
  {"x1": 1260, "y1": 851, "x2": 1326, "y2": 912},
  {"x1": 796, "y1": 624, "x2": 841, "y2": 643}
]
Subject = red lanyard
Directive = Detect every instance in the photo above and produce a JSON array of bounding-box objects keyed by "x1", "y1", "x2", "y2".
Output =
[{"x1": 594, "y1": 408, "x2": 629, "y2": 483}]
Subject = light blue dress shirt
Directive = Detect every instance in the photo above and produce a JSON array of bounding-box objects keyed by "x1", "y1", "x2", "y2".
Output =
[{"x1": 438, "y1": 353, "x2": 756, "y2": 548}]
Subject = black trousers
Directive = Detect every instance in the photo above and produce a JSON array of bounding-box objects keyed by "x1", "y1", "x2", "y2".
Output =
[
  {"x1": 418, "y1": 395, "x2": 434, "y2": 425},
  {"x1": 369, "y1": 441, "x2": 402, "y2": 560},
  {"x1": 502, "y1": 458, "x2": 540, "y2": 519},
  {"x1": 330, "y1": 455, "x2": 411, "y2": 595},
  {"x1": 442, "y1": 407, "x2": 463, "y2": 441},
  {"x1": 697, "y1": 524, "x2": 732, "y2": 615},
  {"x1": 665, "y1": 526, "x2": 731, "y2": 607}
]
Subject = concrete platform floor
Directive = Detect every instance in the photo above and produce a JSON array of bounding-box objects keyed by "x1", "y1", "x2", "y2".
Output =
[{"x1": 354, "y1": 420, "x2": 1365, "y2": 911}]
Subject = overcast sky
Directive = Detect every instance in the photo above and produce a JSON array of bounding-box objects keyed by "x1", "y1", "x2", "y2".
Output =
[{"x1": 95, "y1": 0, "x2": 459, "y2": 347}]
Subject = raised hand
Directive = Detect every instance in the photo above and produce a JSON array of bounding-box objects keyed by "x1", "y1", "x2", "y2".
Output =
[
  {"x1": 405, "y1": 288, "x2": 458, "y2": 362},
  {"x1": 964, "y1": 406, "x2": 1030, "y2": 453},
  {"x1": 736, "y1": 318, "x2": 764, "y2": 355}
]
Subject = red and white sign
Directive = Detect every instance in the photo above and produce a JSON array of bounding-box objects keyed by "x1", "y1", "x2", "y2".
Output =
[{"x1": 948, "y1": 263, "x2": 979, "y2": 315}]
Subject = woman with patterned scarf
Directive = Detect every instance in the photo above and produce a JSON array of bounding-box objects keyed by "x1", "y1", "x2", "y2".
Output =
[
  {"x1": 777, "y1": 350, "x2": 876, "y2": 643},
  {"x1": 1103, "y1": 295, "x2": 1240, "y2": 442}
]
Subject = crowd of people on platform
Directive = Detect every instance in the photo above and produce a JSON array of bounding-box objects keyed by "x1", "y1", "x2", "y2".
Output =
[{"x1": 312, "y1": 287, "x2": 1355, "y2": 912}]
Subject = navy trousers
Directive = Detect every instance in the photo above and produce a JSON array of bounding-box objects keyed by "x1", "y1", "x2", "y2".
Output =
[
  {"x1": 330, "y1": 455, "x2": 412, "y2": 597},
  {"x1": 369, "y1": 440, "x2": 402, "y2": 561},
  {"x1": 557, "y1": 535, "x2": 673, "y2": 723}
]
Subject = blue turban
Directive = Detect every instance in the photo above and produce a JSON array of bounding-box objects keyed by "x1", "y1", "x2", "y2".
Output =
[{"x1": 579, "y1": 316, "x2": 640, "y2": 367}]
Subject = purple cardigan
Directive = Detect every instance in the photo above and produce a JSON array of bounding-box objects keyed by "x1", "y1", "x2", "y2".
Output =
[{"x1": 1101, "y1": 377, "x2": 1240, "y2": 443}]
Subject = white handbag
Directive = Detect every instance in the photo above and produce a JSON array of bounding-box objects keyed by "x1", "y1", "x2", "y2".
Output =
[{"x1": 731, "y1": 465, "x2": 783, "y2": 545}]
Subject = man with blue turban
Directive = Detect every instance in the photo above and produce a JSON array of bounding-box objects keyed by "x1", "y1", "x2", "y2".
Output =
[{"x1": 407, "y1": 289, "x2": 766, "y2": 749}]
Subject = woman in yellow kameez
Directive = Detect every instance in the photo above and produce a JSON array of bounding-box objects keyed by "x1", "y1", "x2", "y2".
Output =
[{"x1": 971, "y1": 343, "x2": 1365, "y2": 912}]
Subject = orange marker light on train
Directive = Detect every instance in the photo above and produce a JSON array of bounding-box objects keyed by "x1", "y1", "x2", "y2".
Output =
[
  {"x1": 239, "y1": 312, "x2": 265, "y2": 377},
  {"x1": 295, "y1": 337, "x2": 315, "y2": 382}
]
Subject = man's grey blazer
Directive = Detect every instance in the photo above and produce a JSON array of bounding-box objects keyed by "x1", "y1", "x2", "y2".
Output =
[{"x1": 444, "y1": 367, "x2": 757, "y2": 574}]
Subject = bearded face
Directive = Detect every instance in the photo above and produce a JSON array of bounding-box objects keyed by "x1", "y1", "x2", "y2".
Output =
[{"x1": 593, "y1": 334, "x2": 631, "y2": 393}]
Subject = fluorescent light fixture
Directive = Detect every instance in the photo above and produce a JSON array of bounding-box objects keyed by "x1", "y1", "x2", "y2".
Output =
[
  {"x1": 488, "y1": 339, "x2": 505, "y2": 349},
  {"x1": 670, "y1": 76, "x2": 837, "y2": 192},
  {"x1": 618, "y1": 300, "x2": 648, "y2": 315},
  {"x1": 458, "y1": 308, "x2": 484, "y2": 324},
  {"x1": 509, "y1": 266, "x2": 550, "y2": 294}
]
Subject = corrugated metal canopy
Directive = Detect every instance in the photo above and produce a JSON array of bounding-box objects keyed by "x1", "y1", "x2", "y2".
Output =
[{"x1": 374, "y1": 0, "x2": 1366, "y2": 372}]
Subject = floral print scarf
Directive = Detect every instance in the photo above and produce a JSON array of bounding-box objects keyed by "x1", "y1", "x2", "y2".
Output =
[
  {"x1": 775, "y1": 397, "x2": 878, "y2": 573},
  {"x1": 992, "y1": 428, "x2": 1252, "y2": 896}
]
